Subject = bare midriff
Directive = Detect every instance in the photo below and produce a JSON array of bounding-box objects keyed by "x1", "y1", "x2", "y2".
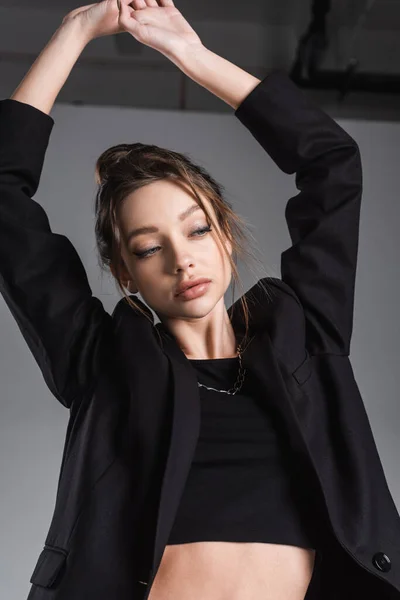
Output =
[{"x1": 148, "y1": 541, "x2": 316, "y2": 600}]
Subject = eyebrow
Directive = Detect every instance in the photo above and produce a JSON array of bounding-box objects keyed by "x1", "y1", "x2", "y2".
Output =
[{"x1": 126, "y1": 203, "x2": 203, "y2": 245}]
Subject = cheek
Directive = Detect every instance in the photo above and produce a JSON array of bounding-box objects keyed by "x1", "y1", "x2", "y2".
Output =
[{"x1": 212, "y1": 233, "x2": 231, "y2": 261}]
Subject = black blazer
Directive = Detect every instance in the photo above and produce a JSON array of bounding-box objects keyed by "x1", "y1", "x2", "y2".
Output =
[{"x1": 1, "y1": 70, "x2": 399, "y2": 600}]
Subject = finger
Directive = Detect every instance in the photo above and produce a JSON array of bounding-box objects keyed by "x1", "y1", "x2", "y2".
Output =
[
  {"x1": 119, "y1": 0, "x2": 140, "y2": 30},
  {"x1": 128, "y1": 0, "x2": 147, "y2": 7}
]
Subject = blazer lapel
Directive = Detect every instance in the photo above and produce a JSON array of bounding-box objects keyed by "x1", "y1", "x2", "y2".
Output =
[
  {"x1": 149, "y1": 328, "x2": 202, "y2": 581},
  {"x1": 239, "y1": 328, "x2": 318, "y2": 480}
]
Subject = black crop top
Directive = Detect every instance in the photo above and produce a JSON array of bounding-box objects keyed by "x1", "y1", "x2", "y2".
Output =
[{"x1": 167, "y1": 349, "x2": 318, "y2": 551}]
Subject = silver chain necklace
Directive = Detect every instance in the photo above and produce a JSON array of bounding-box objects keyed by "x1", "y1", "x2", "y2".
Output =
[{"x1": 197, "y1": 341, "x2": 246, "y2": 395}]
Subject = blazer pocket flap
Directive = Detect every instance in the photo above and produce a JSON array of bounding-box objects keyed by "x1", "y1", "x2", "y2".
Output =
[
  {"x1": 292, "y1": 351, "x2": 312, "y2": 386},
  {"x1": 30, "y1": 546, "x2": 67, "y2": 588}
]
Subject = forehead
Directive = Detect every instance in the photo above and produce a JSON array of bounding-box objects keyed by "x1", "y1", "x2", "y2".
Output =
[{"x1": 119, "y1": 179, "x2": 213, "y2": 224}]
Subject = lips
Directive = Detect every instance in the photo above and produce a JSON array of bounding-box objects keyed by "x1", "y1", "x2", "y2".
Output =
[{"x1": 176, "y1": 278, "x2": 211, "y2": 296}]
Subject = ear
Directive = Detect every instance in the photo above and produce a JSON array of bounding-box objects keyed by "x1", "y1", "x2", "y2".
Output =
[{"x1": 110, "y1": 262, "x2": 138, "y2": 294}]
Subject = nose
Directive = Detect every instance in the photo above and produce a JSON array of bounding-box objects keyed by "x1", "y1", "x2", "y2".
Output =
[
  {"x1": 168, "y1": 241, "x2": 196, "y2": 273},
  {"x1": 174, "y1": 254, "x2": 195, "y2": 273}
]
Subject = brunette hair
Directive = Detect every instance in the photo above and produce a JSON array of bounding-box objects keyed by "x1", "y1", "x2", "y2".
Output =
[{"x1": 93, "y1": 142, "x2": 273, "y2": 348}]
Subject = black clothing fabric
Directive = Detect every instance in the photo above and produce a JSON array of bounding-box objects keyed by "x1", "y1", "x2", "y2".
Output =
[
  {"x1": 168, "y1": 355, "x2": 317, "y2": 551},
  {"x1": 1, "y1": 69, "x2": 400, "y2": 600}
]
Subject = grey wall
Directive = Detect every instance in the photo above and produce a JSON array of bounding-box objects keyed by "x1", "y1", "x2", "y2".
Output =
[
  {"x1": 0, "y1": 98, "x2": 399, "y2": 599},
  {"x1": 2, "y1": 5, "x2": 400, "y2": 122}
]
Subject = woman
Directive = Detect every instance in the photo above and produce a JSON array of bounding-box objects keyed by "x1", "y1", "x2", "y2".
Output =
[{"x1": 1, "y1": 1, "x2": 399, "y2": 599}]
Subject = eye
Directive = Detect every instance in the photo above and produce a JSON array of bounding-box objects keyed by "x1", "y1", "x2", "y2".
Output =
[{"x1": 134, "y1": 226, "x2": 212, "y2": 259}]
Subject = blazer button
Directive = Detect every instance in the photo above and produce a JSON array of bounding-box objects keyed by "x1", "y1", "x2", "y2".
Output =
[{"x1": 372, "y1": 552, "x2": 391, "y2": 572}]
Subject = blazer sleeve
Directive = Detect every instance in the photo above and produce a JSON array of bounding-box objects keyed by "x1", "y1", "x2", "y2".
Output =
[
  {"x1": 234, "y1": 70, "x2": 363, "y2": 356},
  {"x1": 0, "y1": 99, "x2": 112, "y2": 408}
]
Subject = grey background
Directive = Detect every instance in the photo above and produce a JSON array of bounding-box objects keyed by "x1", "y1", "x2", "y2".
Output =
[
  {"x1": 1, "y1": 0, "x2": 400, "y2": 120},
  {"x1": 1, "y1": 0, "x2": 400, "y2": 598}
]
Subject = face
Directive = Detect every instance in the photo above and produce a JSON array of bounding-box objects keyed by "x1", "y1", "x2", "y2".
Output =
[{"x1": 112, "y1": 178, "x2": 233, "y2": 322}]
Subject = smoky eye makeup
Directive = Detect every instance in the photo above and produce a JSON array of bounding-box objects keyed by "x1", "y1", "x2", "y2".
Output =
[{"x1": 132, "y1": 224, "x2": 213, "y2": 259}]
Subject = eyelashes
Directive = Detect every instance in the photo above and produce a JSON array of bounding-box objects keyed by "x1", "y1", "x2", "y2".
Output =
[{"x1": 134, "y1": 226, "x2": 213, "y2": 259}]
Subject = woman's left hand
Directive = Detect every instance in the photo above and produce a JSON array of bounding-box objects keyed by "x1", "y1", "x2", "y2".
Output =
[{"x1": 117, "y1": 0, "x2": 204, "y2": 60}]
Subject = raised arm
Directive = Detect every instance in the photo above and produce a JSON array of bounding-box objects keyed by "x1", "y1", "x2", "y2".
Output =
[
  {"x1": 176, "y1": 47, "x2": 362, "y2": 357},
  {"x1": 10, "y1": 18, "x2": 89, "y2": 115},
  {"x1": 0, "y1": 19, "x2": 111, "y2": 409}
]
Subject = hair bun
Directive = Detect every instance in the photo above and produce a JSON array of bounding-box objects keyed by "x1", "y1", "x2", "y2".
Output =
[
  {"x1": 95, "y1": 144, "x2": 136, "y2": 186},
  {"x1": 94, "y1": 163, "x2": 109, "y2": 186}
]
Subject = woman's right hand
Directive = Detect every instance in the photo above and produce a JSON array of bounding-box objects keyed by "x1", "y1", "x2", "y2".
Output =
[{"x1": 62, "y1": 0, "x2": 135, "y2": 41}]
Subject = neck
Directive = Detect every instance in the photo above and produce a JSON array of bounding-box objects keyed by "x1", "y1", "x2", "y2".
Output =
[
  {"x1": 160, "y1": 305, "x2": 240, "y2": 360},
  {"x1": 182, "y1": 339, "x2": 240, "y2": 360}
]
